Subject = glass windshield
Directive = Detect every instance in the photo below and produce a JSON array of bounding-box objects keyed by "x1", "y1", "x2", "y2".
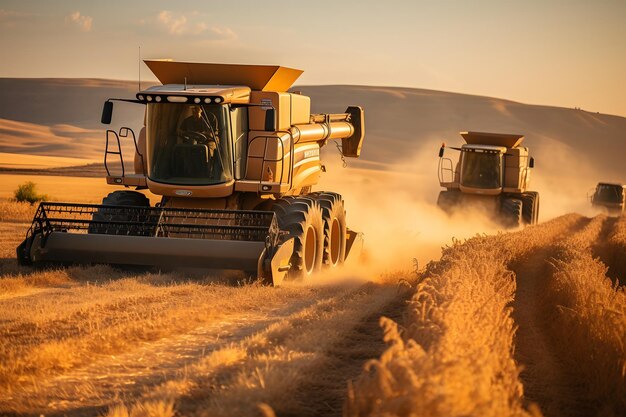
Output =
[
  {"x1": 146, "y1": 103, "x2": 232, "y2": 185},
  {"x1": 230, "y1": 107, "x2": 248, "y2": 179},
  {"x1": 461, "y1": 151, "x2": 502, "y2": 189},
  {"x1": 595, "y1": 185, "x2": 623, "y2": 203}
]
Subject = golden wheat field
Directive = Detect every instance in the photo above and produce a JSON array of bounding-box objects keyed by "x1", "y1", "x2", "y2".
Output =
[
  {"x1": 346, "y1": 214, "x2": 626, "y2": 417},
  {"x1": 1, "y1": 78, "x2": 625, "y2": 416},
  {"x1": 0, "y1": 196, "x2": 624, "y2": 417}
]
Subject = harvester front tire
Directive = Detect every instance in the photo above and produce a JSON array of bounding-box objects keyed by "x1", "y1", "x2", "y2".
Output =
[
  {"x1": 88, "y1": 191, "x2": 151, "y2": 235},
  {"x1": 522, "y1": 192, "x2": 540, "y2": 225},
  {"x1": 501, "y1": 198, "x2": 523, "y2": 228},
  {"x1": 437, "y1": 190, "x2": 460, "y2": 213},
  {"x1": 313, "y1": 192, "x2": 347, "y2": 267},
  {"x1": 272, "y1": 197, "x2": 324, "y2": 281}
]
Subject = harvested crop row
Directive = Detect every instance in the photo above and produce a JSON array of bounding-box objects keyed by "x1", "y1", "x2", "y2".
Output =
[
  {"x1": 345, "y1": 214, "x2": 584, "y2": 417},
  {"x1": 77, "y1": 281, "x2": 406, "y2": 417},
  {"x1": 541, "y1": 216, "x2": 626, "y2": 415},
  {"x1": 604, "y1": 215, "x2": 626, "y2": 282},
  {"x1": 0, "y1": 275, "x2": 320, "y2": 396},
  {"x1": 181, "y1": 282, "x2": 406, "y2": 417},
  {"x1": 509, "y1": 215, "x2": 610, "y2": 416}
]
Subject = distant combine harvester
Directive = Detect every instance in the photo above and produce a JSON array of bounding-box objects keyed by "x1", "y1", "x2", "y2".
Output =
[
  {"x1": 589, "y1": 182, "x2": 625, "y2": 215},
  {"x1": 436, "y1": 131, "x2": 539, "y2": 227}
]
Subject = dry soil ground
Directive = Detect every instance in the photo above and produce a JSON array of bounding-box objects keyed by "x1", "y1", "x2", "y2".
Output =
[{"x1": 1, "y1": 206, "x2": 624, "y2": 417}]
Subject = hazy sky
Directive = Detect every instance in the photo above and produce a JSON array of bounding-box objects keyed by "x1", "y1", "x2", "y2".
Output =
[{"x1": 1, "y1": 0, "x2": 625, "y2": 116}]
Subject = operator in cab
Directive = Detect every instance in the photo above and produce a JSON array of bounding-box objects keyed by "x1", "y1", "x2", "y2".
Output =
[{"x1": 178, "y1": 106, "x2": 217, "y2": 157}]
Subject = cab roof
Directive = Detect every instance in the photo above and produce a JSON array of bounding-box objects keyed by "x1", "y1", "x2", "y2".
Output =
[
  {"x1": 461, "y1": 131, "x2": 524, "y2": 148},
  {"x1": 462, "y1": 144, "x2": 507, "y2": 153},
  {"x1": 140, "y1": 84, "x2": 251, "y2": 104},
  {"x1": 144, "y1": 60, "x2": 303, "y2": 92},
  {"x1": 597, "y1": 182, "x2": 626, "y2": 188}
]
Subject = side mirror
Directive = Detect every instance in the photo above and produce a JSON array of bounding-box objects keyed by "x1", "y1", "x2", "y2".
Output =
[
  {"x1": 529, "y1": 157, "x2": 535, "y2": 168},
  {"x1": 264, "y1": 108, "x2": 276, "y2": 131},
  {"x1": 101, "y1": 101, "x2": 113, "y2": 124},
  {"x1": 438, "y1": 146, "x2": 445, "y2": 158}
]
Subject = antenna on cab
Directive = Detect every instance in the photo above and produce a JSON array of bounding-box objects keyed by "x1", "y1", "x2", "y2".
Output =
[{"x1": 138, "y1": 46, "x2": 141, "y2": 91}]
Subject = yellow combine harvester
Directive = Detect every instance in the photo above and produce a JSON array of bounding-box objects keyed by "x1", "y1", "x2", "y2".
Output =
[
  {"x1": 17, "y1": 61, "x2": 365, "y2": 285},
  {"x1": 437, "y1": 131, "x2": 539, "y2": 227},
  {"x1": 590, "y1": 182, "x2": 625, "y2": 215}
]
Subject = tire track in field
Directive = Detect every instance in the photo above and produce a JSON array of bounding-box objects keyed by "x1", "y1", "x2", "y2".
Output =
[
  {"x1": 592, "y1": 216, "x2": 623, "y2": 284},
  {"x1": 3, "y1": 280, "x2": 402, "y2": 417},
  {"x1": 283, "y1": 284, "x2": 412, "y2": 417},
  {"x1": 1, "y1": 286, "x2": 331, "y2": 416},
  {"x1": 156, "y1": 281, "x2": 408, "y2": 417},
  {"x1": 510, "y1": 217, "x2": 594, "y2": 417}
]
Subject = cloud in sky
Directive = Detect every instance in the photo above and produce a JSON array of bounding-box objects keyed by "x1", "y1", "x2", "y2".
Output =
[
  {"x1": 0, "y1": 9, "x2": 21, "y2": 19},
  {"x1": 65, "y1": 11, "x2": 92, "y2": 32},
  {"x1": 153, "y1": 10, "x2": 237, "y2": 41},
  {"x1": 210, "y1": 26, "x2": 237, "y2": 41},
  {"x1": 157, "y1": 11, "x2": 187, "y2": 35},
  {"x1": 0, "y1": 9, "x2": 30, "y2": 28}
]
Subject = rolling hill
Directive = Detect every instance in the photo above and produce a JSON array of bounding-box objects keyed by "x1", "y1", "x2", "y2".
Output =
[{"x1": 0, "y1": 77, "x2": 625, "y2": 219}]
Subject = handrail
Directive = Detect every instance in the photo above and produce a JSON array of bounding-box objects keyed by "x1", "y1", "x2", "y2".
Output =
[
  {"x1": 438, "y1": 157, "x2": 455, "y2": 184},
  {"x1": 104, "y1": 126, "x2": 138, "y2": 178}
]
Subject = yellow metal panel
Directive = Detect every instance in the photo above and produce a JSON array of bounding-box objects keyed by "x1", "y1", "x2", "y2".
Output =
[
  {"x1": 144, "y1": 60, "x2": 303, "y2": 92},
  {"x1": 249, "y1": 91, "x2": 292, "y2": 131},
  {"x1": 106, "y1": 174, "x2": 147, "y2": 187},
  {"x1": 504, "y1": 147, "x2": 528, "y2": 168},
  {"x1": 504, "y1": 167, "x2": 522, "y2": 189},
  {"x1": 290, "y1": 94, "x2": 311, "y2": 125},
  {"x1": 246, "y1": 159, "x2": 264, "y2": 181},
  {"x1": 291, "y1": 164, "x2": 321, "y2": 188},
  {"x1": 246, "y1": 132, "x2": 291, "y2": 184},
  {"x1": 248, "y1": 136, "x2": 267, "y2": 158},
  {"x1": 146, "y1": 179, "x2": 235, "y2": 198}
]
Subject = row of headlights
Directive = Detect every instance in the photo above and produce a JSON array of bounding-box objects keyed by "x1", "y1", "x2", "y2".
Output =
[{"x1": 135, "y1": 94, "x2": 224, "y2": 104}]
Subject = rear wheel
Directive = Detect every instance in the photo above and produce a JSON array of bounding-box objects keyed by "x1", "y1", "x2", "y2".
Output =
[
  {"x1": 312, "y1": 192, "x2": 347, "y2": 267},
  {"x1": 88, "y1": 191, "x2": 152, "y2": 235},
  {"x1": 521, "y1": 192, "x2": 540, "y2": 225},
  {"x1": 272, "y1": 197, "x2": 324, "y2": 280},
  {"x1": 501, "y1": 197, "x2": 523, "y2": 228}
]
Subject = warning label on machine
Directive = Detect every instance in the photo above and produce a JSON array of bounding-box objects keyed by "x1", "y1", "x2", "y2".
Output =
[{"x1": 260, "y1": 99, "x2": 273, "y2": 110}]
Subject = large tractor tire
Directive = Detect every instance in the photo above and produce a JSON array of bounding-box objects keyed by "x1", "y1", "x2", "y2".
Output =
[
  {"x1": 437, "y1": 190, "x2": 460, "y2": 213},
  {"x1": 312, "y1": 192, "x2": 347, "y2": 268},
  {"x1": 272, "y1": 197, "x2": 324, "y2": 280},
  {"x1": 501, "y1": 197, "x2": 523, "y2": 228},
  {"x1": 521, "y1": 192, "x2": 540, "y2": 225},
  {"x1": 88, "y1": 190, "x2": 152, "y2": 235}
]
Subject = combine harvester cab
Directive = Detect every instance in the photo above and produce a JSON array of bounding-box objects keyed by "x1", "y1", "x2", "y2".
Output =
[
  {"x1": 17, "y1": 61, "x2": 366, "y2": 285},
  {"x1": 437, "y1": 131, "x2": 539, "y2": 227}
]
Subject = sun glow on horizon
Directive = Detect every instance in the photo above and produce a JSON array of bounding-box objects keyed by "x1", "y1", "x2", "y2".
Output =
[{"x1": 0, "y1": 0, "x2": 624, "y2": 116}]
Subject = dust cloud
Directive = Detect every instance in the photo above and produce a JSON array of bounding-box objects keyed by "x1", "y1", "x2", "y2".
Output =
[
  {"x1": 316, "y1": 133, "x2": 615, "y2": 279},
  {"x1": 529, "y1": 133, "x2": 605, "y2": 220},
  {"x1": 316, "y1": 139, "x2": 501, "y2": 276}
]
